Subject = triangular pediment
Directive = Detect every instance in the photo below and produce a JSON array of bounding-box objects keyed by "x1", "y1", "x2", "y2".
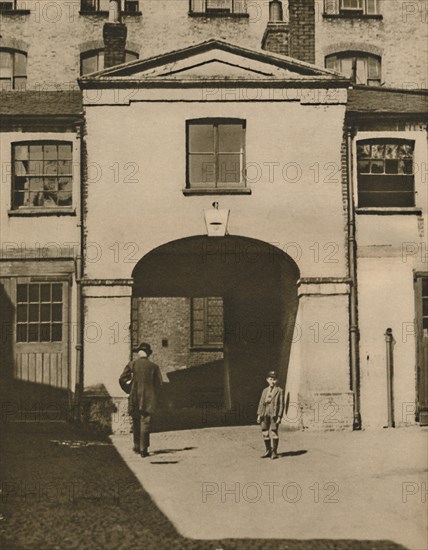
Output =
[{"x1": 80, "y1": 39, "x2": 346, "y2": 85}]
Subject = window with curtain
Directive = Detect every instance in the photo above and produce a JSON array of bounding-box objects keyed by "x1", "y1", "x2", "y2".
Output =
[
  {"x1": 356, "y1": 139, "x2": 415, "y2": 207},
  {"x1": 12, "y1": 142, "x2": 73, "y2": 209}
]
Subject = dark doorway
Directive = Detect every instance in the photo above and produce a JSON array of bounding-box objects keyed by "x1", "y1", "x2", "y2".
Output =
[{"x1": 132, "y1": 236, "x2": 299, "y2": 425}]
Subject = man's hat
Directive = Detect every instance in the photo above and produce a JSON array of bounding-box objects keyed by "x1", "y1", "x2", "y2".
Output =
[
  {"x1": 267, "y1": 370, "x2": 278, "y2": 379},
  {"x1": 133, "y1": 341, "x2": 153, "y2": 355}
]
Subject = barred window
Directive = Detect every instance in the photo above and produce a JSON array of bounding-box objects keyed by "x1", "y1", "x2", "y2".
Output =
[
  {"x1": 80, "y1": 49, "x2": 138, "y2": 75},
  {"x1": 16, "y1": 283, "x2": 63, "y2": 343},
  {"x1": 191, "y1": 297, "x2": 224, "y2": 348},
  {"x1": 325, "y1": 52, "x2": 381, "y2": 86},
  {"x1": 187, "y1": 119, "x2": 246, "y2": 189},
  {"x1": 357, "y1": 139, "x2": 415, "y2": 207},
  {"x1": 324, "y1": 0, "x2": 378, "y2": 15},
  {"x1": 190, "y1": 0, "x2": 247, "y2": 15},
  {"x1": 12, "y1": 142, "x2": 73, "y2": 209},
  {"x1": 0, "y1": 49, "x2": 27, "y2": 91}
]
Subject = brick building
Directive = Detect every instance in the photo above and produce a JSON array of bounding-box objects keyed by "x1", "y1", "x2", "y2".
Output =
[{"x1": 0, "y1": 0, "x2": 427, "y2": 432}]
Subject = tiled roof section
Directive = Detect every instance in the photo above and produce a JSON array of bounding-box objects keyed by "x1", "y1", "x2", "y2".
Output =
[
  {"x1": 0, "y1": 91, "x2": 83, "y2": 117},
  {"x1": 347, "y1": 87, "x2": 428, "y2": 114}
]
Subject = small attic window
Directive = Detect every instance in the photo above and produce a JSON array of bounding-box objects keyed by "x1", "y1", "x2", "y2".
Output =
[{"x1": 189, "y1": 0, "x2": 248, "y2": 16}]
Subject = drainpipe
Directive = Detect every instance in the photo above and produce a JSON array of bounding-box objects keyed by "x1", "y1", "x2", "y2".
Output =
[
  {"x1": 346, "y1": 126, "x2": 361, "y2": 430},
  {"x1": 385, "y1": 328, "x2": 395, "y2": 428},
  {"x1": 73, "y1": 123, "x2": 86, "y2": 423}
]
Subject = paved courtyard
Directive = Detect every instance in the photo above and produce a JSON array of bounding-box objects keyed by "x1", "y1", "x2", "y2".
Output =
[
  {"x1": 112, "y1": 425, "x2": 428, "y2": 550},
  {"x1": 0, "y1": 421, "x2": 426, "y2": 549}
]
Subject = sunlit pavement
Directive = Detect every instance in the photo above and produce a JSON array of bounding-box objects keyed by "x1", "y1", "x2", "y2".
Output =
[{"x1": 112, "y1": 425, "x2": 428, "y2": 550}]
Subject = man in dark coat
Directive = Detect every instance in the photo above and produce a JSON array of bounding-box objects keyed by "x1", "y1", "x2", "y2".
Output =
[{"x1": 119, "y1": 342, "x2": 163, "y2": 457}]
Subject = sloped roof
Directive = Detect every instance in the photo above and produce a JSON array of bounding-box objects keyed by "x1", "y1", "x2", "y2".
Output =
[
  {"x1": 79, "y1": 38, "x2": 349, "y2": 87},
  {"x1": 0, "y1": 91, "x2": 83, "y2": 117},
  {"x1": 347, "y1": 87, "x2": 428, "y2": 115}
]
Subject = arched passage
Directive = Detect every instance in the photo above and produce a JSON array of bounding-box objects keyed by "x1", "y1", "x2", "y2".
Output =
[{"x1": 132, "y1": 236, "x2": 300, "y2": 424}]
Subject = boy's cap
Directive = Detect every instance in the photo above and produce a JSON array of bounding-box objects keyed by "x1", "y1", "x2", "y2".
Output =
[{"x1": 267, "y1": 370, "x2": 278, "y2": 379}]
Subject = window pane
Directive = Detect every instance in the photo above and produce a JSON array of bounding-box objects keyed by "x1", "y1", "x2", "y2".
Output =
[
  {"x1": 357, "y1": 144, "x2": 371, "y2": 158},
  {"x1": 28, "y1": 324, "x2": 39, "y2": 342},
  {"x1": 17, "y1": 304, "x2": 27, "y2": 322},
  {"x1": 40, "y1": 284, "x2": 51, "y2": 302},
  {"x1": 385, "y1": 160, "x2": 398, "y2": 174},
  {"x1": 52, "y1": 324, "x2": 62, "y2": 342},
  {"x1": 399, "y1": 144, "x2": 414, "y2": 158},
  {"x1": 371, "y1": 144, "x2": 385, "y2": 159},
  {"x1": 40, "y1": 325, "x2": 51, "y2": 342},
  {"x1": 14, "y1": 145, "x2": 28, "y2": 161},
  {"x1": 423, "y1": 301, "x2": 428, "y2": 317},
  {"x1": 218, "y1": 124, "x2": 243, "y2": 152},
  {"x1": 29, "y1": 284, "x2": 39, "y2": 302},
  {"x1": 58, "y1": 144, "x2": 72, "y2": 159},
  {"x1": 44, "y1": 144, "x2": 58, "y2": 160},
  {"x1": 58, "y1": 178, "x2": 73, "y2": 206},
  {"x1": 125, "y1": 51, "x2": 138, "y2": 62},
  {"x1": 0, "y1": 80, "x2": 12, "y2": 91},
  {"x1": 189, "y1": 125, "x2": 214, "y2": 153},
  {"x1": 16, "y1": 324, "x2": 27, "y2": 342},
  {"x1": 52, "y1": 304, "x2": 62, "y2": 322},
  {"x1": 81, "y1": 55, "x2": 97, "y2": 75},
  {"x1": 358, "y1": 160, "x2": 370, "y2": 173},
  {"x1": 40, "y1": 304, "x2": 51, "y2": 322},
  {"x1": 385, "y1": 144, "x2": 398, "y2": 159},
  {"x1": 17, "y1": 284, "x2": 28, "y2": 303},
  {"x1": 52, "y1": 284, "x2": 62, "y2": 302},
  {"x1": 29, "y1": 304, "x2": 39, "y2": 322},
  {"x1": 189, "y1": 155, "x2": 216, "y2": 186},
  {"x1": 14, "y1": 76, "x2": 27, "y2": 91},
  {"x1": 29, "y1": 145, "x2": 43, "y2": 160},
  {"x1": 14, "y1": 52, "x2": 27, "y2": 76},
  {"x1": 218, "y1": 154, "x2": 242, "y2": 184},
  {"x1": 45, "y1": 161, "x2": 58, "y2": 176},
  {"x1": 58, "y1": 160, "x2": 72, "y2": 175},
  {"x1": 422, "y1": 279, "x2": 428, "y2": 296}
]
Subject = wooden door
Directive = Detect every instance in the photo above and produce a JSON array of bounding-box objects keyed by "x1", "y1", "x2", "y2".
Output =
[
  {"x1": 416, "y1": 276, "x2": 428, "y2": 425},
  {"x1": 10, "y1": 279, "x2": 70, "y2": 415}
]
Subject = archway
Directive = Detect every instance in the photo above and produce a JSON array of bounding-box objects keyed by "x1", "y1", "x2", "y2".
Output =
[{"x1": 132, "y1": 236, "x2": 300, "y2": 426}]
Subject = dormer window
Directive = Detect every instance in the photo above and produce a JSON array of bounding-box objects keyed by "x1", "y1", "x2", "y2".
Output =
[
  {"x1": 325, "y1": 52, "x2": 381, "y2": 86},
  {"x1": 0, "y1": 49, "x2": 27, "y2": 91},
  {"x1": 80, "y1": 48, "x2": 138, "y2": 75},
  {"x1": 190, "y1": 0, "x2": 247, "y2": 16},
  {"x1": 324, "y1": 0, "x2": 379, "y2": 16}
]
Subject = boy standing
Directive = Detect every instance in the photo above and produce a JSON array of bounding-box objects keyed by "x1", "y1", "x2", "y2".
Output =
[{"x1": 257, "y1": 370, "x2": 284, "y2": 460}]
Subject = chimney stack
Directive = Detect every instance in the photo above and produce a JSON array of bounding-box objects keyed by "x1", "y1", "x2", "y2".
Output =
[
  {"x1": 103, "y1": 0, "x2": 128, "y2": 69},
  {"x1": 261, "y1": 1, "x2": 289, "y2": 57},
  {"x1": 288, "y1": 0, "x2": 316, "y2": 64}
]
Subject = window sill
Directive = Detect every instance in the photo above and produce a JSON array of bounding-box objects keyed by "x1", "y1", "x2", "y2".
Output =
[
  {"x1": 323, "y1": 13, "x2": 383, "y2": 20},
  {"x1": 8, "y1": 208, "x2": 76, "y2": 217},
  {"x1": 79, "y1": 10, "x2": 142, "y2": 16},
  {"x1": 190, "y1": 346, "x2": 224, "y2": 352},
  {"x1": 0, "y1": 9, "x2": 31, "y2": 15},
  {"x1": 188, "y1": 12, "x2": 249, "y2": 18},
  {"x1": 356, "y1": 207, "x2": 422, "y2": 215},
  {"x1": 183, "y1": 188, "x2": 251, "y2": 196}
]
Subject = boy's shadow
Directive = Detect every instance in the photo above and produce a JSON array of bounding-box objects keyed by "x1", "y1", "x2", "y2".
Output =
[{"x1": 278, "y1": 450, "x2": 307, "y2": 458}]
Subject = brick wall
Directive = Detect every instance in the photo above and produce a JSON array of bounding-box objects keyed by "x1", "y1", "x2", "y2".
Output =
[
  {"x1": 314, "y1": 0, "x2": 428, "y2": 88},
  {"x1": 135, "y1": 297, "x2": 223, "y2": 380},
  {"x1": 262, "y1": 22, "x2": 289, "y2": 56},
  {"x1": 289, "y1": 0, "x2": 316, "y2": 64}
]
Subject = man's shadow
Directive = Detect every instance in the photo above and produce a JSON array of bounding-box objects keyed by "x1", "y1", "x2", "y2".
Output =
[
  {"x1": 151, "y1": 446, "x2": 196, "y2": 455},
  {"x1": 278, "y1": 450, "x2": 307, "y2": 458}
]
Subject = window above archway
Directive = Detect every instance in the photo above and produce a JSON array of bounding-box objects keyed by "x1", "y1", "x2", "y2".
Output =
[
  {"x1": 324, "y1": 0, "x2": 380, "y2": 17},
  {"x1": 325, "y1": 52, "x2": 381, "y2": 86},
  {"x1": 80, "y1": 49, "x2": 138, "y2": 75},
  {"x1": 0, "y1": 49, "x2": 27, "y2": 90},
  {"x1": 80, "y1": 0, "x2": 140, "y2": 15}
]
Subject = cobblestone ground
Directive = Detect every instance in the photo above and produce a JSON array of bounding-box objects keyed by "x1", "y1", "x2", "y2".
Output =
[{"x1": 0, "y1": 422, "x2": 408, "y2": 550}]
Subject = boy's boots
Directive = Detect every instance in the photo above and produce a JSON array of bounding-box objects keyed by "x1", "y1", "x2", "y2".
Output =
[
  {"x1": 261, "y1": 439, "x2": 271, "y2": 458},
  {"x1": 270, "y1": 439, "x2": 279, "y2": 460}
]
